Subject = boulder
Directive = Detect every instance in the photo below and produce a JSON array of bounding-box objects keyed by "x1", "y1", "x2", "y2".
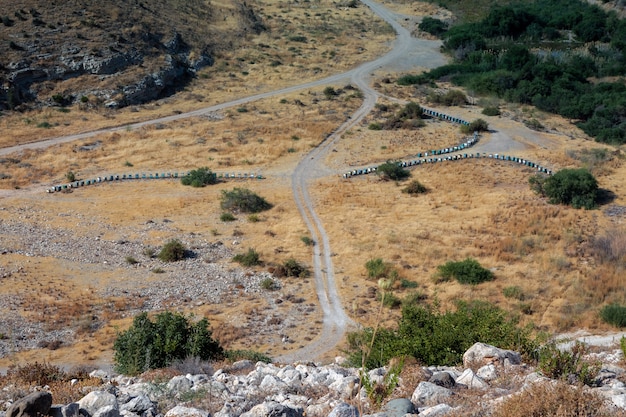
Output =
[
  {"x1": 429, "y1": 372, "x2": 456, "y2": 388},
  {"x1": 165, "y1": 406, "x2": 208, "y2": 417},
  {"x1": 476, "y1": 364, "x2": 498, "y2": 381},
  {"x1": 93, "y1": 405, "x2": 119, "y2": 417},
  {"x1": 167, "y1": 376, "x2": 193, "y2": 393},
  {"x1": 119, "y1": 395, "x2": 153, "y2": 414},
  {"x1": 6, "y1": 392, "x2": 53, "y2": 417},
  {"x1": 382, "y1": 398, "x2": 415, "y2": 417},
  {"x1": 411, "y1": 382, "x2": 453, "y2": 406},
  {"x1": 49, "y1": 403, "x2": 79, "y2": 417},
  {"x1": 462, "y1": 343, "x2": 521, "y2": 368},
  {"x1": 78, "y1": 391, "x2": 118, "y2": 417},
  {"x1": 419, "y1": 404, "x2": 453, "y2": 416},
  {"x1": 240, "y1": 401, "x2": 303, "y2": 417},
  {"x1": 327, "y1": 402, "x2": 359, "y2": 417},
  {"x1": 456, "y1": 369, "x2": 489, "y2": 389}
]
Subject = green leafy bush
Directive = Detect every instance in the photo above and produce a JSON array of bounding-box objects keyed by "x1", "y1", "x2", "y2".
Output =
[
  {"x1": 226, "y1": 349, "x2": 272, "y2": 363},
  {"x1": 347, "y1": 300, "x2": 535, "y2": 369},
  {"x1": 181, "y1": 167, "x2": 217, "y2": 187},
  {"x1": 365, "y1": 258, "x2": 391, "y2": 279},
  {"x1": 282, "y1": 258, "x2": 309, "y2": 278},
  {"x1": 419, "y1": 16, "x2": 448, "y2": 37},
  {"x1": 260, "y1": 277, "x2": 276, "y2": 290},
  {"x1": 233, "y1": 248, "x2": 261, "y2": 266},
  {"x1": 113, "y1": 311, "x2": 223, "y2": 375},
  {"x1": 368, "y1": 122, "x2": 382, "y2": 130},
  {"x1": 376, "y1": 161, "x2": 410, "y2": 181},
  {"x1": 503, "y1": 285, "x2": 525, "y2": 300},
  {"x1": 220, "y1": 212, "x2": 236, "y2": 222},
  {"x1": 435, "y1": 258, "x2": 494, "y2": 284},
  {"x1": 158, "y1": 239, "x2": 186, "y2": 262},
  {"x1": 428, "y1": 89, "x2": 467, "y2": 106},
  {"x1": 600, "y1": 304, "x2": 626, "y2": 327},
  {"x1": 482, "y1": 106, "x2": 501, "y2": 116},
  {"x1": 220, "y1": 188, "x2": 272, "y2": 213},
  {"x1": 538, "y1": 341, "x2": 600, "y2": 386},
  {"x1": 530, "y1": 168, "x2": 599, "y2": 209},
  {"x1": 301, "y1": 236, "x2": 315, "y2": 246},
  {"x1": 66, "y1": 171, "x2": 76, "y2": 182},
  {"x1": 461, "y1": 118, "x2": 489, "y2": 134},
  {"x1": 403, "y1": 180, "x2": 428, "y2": 195}
]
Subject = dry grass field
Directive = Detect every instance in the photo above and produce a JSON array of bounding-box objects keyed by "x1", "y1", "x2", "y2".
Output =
[{"x1": 1, "y1": 0, "x2": 626, "y2": 370}]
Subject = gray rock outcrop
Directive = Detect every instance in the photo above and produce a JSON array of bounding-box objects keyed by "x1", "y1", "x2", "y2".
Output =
[{"x1": 6, "y1": 392, "x2": 52, "y2": 417}]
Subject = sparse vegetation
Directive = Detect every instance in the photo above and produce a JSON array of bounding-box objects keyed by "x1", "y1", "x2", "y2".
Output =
[
  {"x1": 301, "y1": 236, "x2": 314, "y2": 246},
  {"x1": 260, "y1": 277, "x2": 277, "y2": 290},
  {"x1": 461, "y1": 118, "x2": 489, "y2": 134},
  {"x1": 158, "y1": 239, "x2": 187, "y2": 262},
  {"x1": 113, "y1": 311, "x2": 223, "y2": 375},
  {"x1": 482, "y1": 106, "x2": 501, "y2": 116}
]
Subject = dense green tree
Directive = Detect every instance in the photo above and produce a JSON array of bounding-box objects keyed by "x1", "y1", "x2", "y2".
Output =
[
  {"x1": 376, "y1": 161, "x2": 410, "y2": 181},
  {"x1": 114, "y1": 312, "x2": 223, "y2": 375},
  {"x1": 531, "y1": 168, "x2": 599, "y2": 209},
  {"x1": 181, "y1": 167, "x2": 217, "y2": 187}
]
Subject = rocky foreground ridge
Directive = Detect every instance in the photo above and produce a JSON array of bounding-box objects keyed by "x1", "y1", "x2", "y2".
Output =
[{"x1": 3, "y1": 343, "x2": 626, "y2": 417}]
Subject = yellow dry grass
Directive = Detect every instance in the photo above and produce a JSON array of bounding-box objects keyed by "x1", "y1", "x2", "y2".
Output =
[{"x1": 1, "y1": 0, "x2": 626, "y2": 369}]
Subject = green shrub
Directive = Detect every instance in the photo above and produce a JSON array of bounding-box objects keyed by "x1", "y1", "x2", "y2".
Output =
[
  {"x1": 429, "y1": 89, "x2": 467, "y2": 106},
  {"x1": 226, "y1": 349, "x2": 272, "y2": 363},
  {"x1": 418, "y1": 16, "x2": 448, "y2": 37},
  {"x1": 347, "y1": 300, "x2": 535, "y2": 369},
  {"x1": 533, "y1": 168, "x2": 599, "y2": 210},
  {"x1": 435, "y1": 258, "x2": 494, "y2": 285},
  {"x1": 378, "y1": 292, "x2": 402, "y2": 309},
  {"x1": 368, "y1": 122, "x2": 382, "y2": 130},
  {"x1": 538, "y1": 341, "x2": 600, "y2": 386},
  {"x1": 181, "y1": 167, "x2": 217, "y2": 188},
  {"x1": 247, "y1": 214, "x2": 260, "y2": 223},
  {"x1": 66, "y1": 171, "x2": 76, "y2": 182},
  {"x1": 37, "y1": 121, "x2": 51, "y2": 129},
  {"x1": 113, "y1": 311, "x2": 223, "y2": 375},
  {"x1": 482, "y1": 106, "x2": 501, "y2": 116},
  {"x1": 260, "y1": 277, "x2": 276, "y2": 290},
  {"x1": 403, "y1": 180, "x2": 428, "y2": 195},
  {"x1": 402, "y1": 291, "x2": 426, "y2": 306},
  {"x1": 600, "y1": 304, "x2": 626, "y2": 327},
  {"x1": 621, "y1": 337, "x2": 626, "y2": 359},
  {"x1": 365, "y1": 258, "x2": 391, "y2": 279},
  {"x1": 323, "y1": 86, "x2": 338, "y2": 99},
  {"x1": 503, "y1": 285, "x2": 525, "y2": 300},
  {"x1": 220, "y1": 212, "x2": 236, "y2": 222},
  {"x1": 233, "y1": 248, "x2": 261, "y2": 267},
  {"x1": 125, "y1": 256, "x2": 139, "y2": 265},
  {"x1": 158, "y1": 239, "x2": 186, "y2": 262},
  {"x1": 282, "y1": 258, "x2": 309, "y2": 277},
  {"x1": 461, "y1": 118, "x2": 489, "y2": 134},
  {"x1": 288, "y1": 35, "x2": 307, "y2": 42},
  {"x1": 220, "y1": 188, "x2": 272, "y2": 213},
  {"x1": 376, "y1": 161, "x2": 410, "y2": 181},
  {"x1": 301, "y1": 236, "x2": 315, "y2": 246},
  {"x1": 236, "y1": 107, "x2": 248, "y2": 113},
  {"x1": 400, "y1": 278, "x2": 418, "y2": 288}
]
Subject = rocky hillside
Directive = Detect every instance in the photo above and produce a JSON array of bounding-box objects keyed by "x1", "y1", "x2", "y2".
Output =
[
  {"x1": 2, "y1": 343, "x2": 626, "y2": 417},
  {"x1": 0, "y1": 0, "x2": 264, "y2": 110}
]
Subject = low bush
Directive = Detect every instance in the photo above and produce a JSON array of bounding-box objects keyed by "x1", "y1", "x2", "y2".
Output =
[
  {"x1": 113, "y1": 311, "x2": 223, "y2": 375},
  {"x1": 376, "y1": 161, "x2": 410, "y2": 181},
  {"x1": 435, "y1": 258, "x2": 494, "y2": 284},
  {"x1": 482, "y1": 106, "x2": 501, "y2": 116},
  {"x1": 538, "y1": 341, "x2": 600, "y2": 385},
  {"x1": 402, "y1": 180, "x2": 428, "y2": 195},
  {"x1": 282, "y1": 258, "x2": 309, "y2": 278},
  {"x1": 125, "y1": 256, "x2": 139, "y2": 265},
  {"x1": 225, "y1": 349, "x2": 272, "y2": 363},
  {"x1": 158, "y1": 239, "x2": 186, "y2": 262},
  {"x1": 347, "y1": 300, "x2": 535, "y2": 369},
  {"x1": 301, "y1": 236, "x2": 315, "y2": 246},
  {"x1": 503, "y1": 285, "x2": 525, "y2": 300},
  {"x1": 428, "y1": 89, "x2": 467, "y2": 106},
  {"x1": 365, "y1": 258, "x2": 391, "y2": 279},
  {"x1": 461, "y1": 118, "x2": 489, "y2": 134},
  {"x1": 368, "y1": 122, "x2": 382, "y2": 130},
  {"x1": 260, "y1": 277, "x2": 276, "y2": 290},
  {"x1": 530, "y1": 168, "x2": 599, "y2": 209},
  {"x1": 181, "y1": 167, "x2": 217, "y2": 187},
  {"x1": 418, "y1": 17, "x2": 448, "y2": 37},
  {"x1": 220, "y1": 188, "x2": 272, "y2": 213},
  {"x1": 233, "y1": 248, "x2": 261, "y2": 267},
  {"x1": 220, "y1": 212, "x2": 236, "y2": 222},
  {"x1": 600, "y1": 304, "x2": 626, "y2": 327}
]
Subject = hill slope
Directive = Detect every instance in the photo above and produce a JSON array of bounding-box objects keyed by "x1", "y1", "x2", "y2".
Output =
[{"x1": 0, "y1": 0, "x2": 263, "y2": 109}]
